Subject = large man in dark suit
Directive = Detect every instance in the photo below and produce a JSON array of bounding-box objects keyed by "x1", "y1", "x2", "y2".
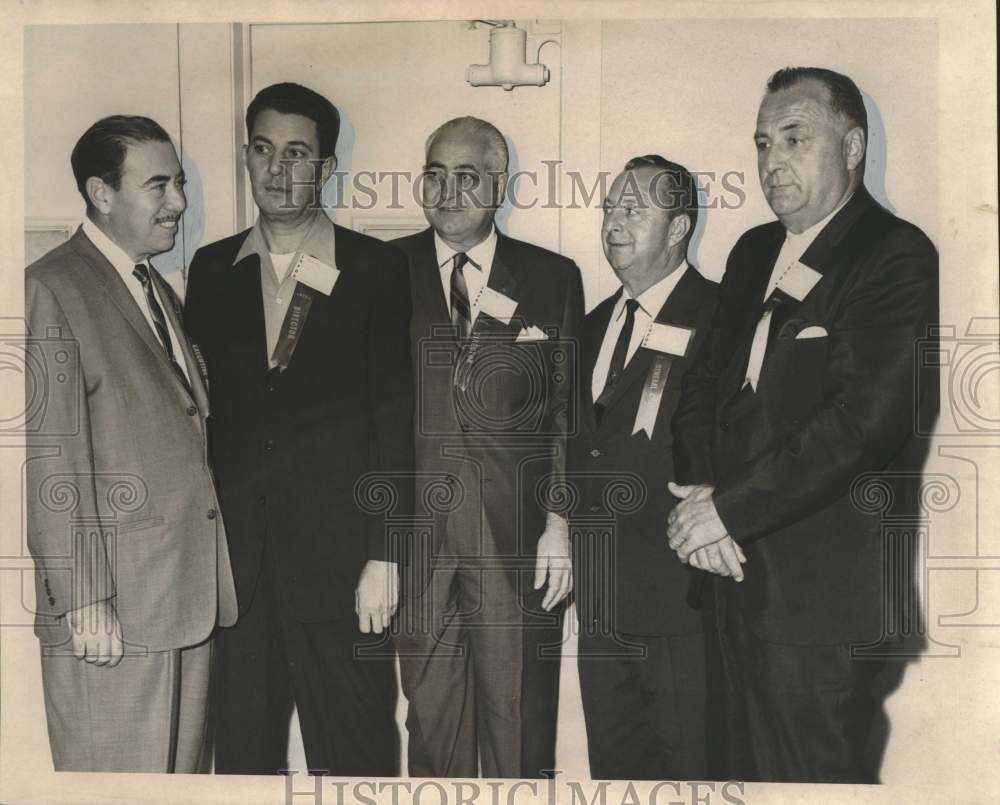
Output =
[
  {"x1": 184, "y1": 83, "x2": 414, "y2": 775},
  {"x1": 391, "y1": 116, "x2": 584, "y2": 778},
  {"x1": 25, "y1": 115, "x2": 238, "y2": 771},
  {"x1": 668, "y1": 67, "x2": 938, "y2": 782},
  {"x1": 569, "y1": 155, "x2": 721, "y2": 780}
]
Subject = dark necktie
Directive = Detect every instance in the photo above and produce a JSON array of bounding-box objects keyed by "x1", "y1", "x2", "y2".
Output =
[
  {"x1": 450, "y1": 252, "x2": 472, "y2": 339},
  {"x1": 594, "y1": 298, "x2": 640, "y2": 422},
  {"x1": 132, "y1": 263, "x2": 191, "y2": 393}
]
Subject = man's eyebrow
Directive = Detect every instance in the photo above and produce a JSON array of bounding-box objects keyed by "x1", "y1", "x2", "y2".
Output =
[
  {"x1": 140, "y1": 169, "x2": 185, "y2": 187},
  {"x1": 778, "y1": 121, "x2": 808, "y2": 133}
]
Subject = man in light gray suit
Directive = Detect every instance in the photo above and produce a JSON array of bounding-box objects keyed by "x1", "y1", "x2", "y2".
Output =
[{"x1": 25, "y1": 115, "x2": 238, "y2": 772}]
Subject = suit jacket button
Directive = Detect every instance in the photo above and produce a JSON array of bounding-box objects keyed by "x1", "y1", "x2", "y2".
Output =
[
  {"x1": 590, "y1": 448, "x2": 601, "y2": 458},
  {"x1": 207, "y1": 508, "x2": 217, "y2": 520},
  {"x1": 264, "y1": 439, "x2": 275, "y2": 452},
  {"x1": 720, "y1": 421, "x2": 729, "y2": 431},
  {"x1": 186, "y1": 405, "x2": 197, "y2": 416}
]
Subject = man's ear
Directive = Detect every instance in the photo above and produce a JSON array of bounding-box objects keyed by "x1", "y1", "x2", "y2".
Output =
[
  {"x1": 85, "y1": 177, "x2": 113, "y2": 215},
  {"x1": 844, "y1": 126, "x2": 866, "y2": 172},
  {"x1": 492, "y1": 171, "x2": 508, "y2": 207},
  {"x1": 241, "y1": 143, "x2": 249, "y2": 167},
  {"x1": 319, "y1": 154, "x2": 337, "y2": 186},
  {"x1": 668, "y1": 212, "x2": 692, "y2": 248}
]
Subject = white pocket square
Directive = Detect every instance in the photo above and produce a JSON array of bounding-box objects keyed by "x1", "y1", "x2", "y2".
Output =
[
  {"x1": 516, "y1": 325, "x2": 548, "y2": 342},
  {"x1": 795, "y1": 325, "x2": 828, "y2": 339}
]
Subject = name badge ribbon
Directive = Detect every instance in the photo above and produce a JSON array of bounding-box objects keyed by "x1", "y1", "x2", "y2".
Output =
[
  {"x1": 271, "y1": 253, "x2": 339, "y2": 373},
  {"x1": 455, "y1": 288, "x2": 520, "y2": 392},
  {"x1": 632, "y1": 323, "x2": 694, "y2": 438}
]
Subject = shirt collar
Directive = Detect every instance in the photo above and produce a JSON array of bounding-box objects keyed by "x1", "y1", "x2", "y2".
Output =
[
  {"x1": 618, "y1": 261, "x2": 689, "y2": 319},
  {"x1": 434, "y1": 228, "x2": 497, "y2": 276},
  {"x1": 233, "y1": 212, "x2": 338, "y2": 270},
  {"x1": 81, "y1": 218, "x2": 147, "y2": 279}
]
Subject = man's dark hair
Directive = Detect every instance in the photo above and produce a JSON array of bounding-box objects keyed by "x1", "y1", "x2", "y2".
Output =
[
  {"x1": 624, "y1": 154, "x2": 700, "y2": 245},
  {"x1": 766, "y1": 66, "x2": 868, "y2": 141},
  {"x1": 246, "y1": 82, "x2": 341, "y2": 159},
  {"x1": 70, "y1": 115, "x2": 172, "y2": 211}
]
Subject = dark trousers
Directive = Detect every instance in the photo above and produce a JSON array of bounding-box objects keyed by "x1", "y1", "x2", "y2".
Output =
[
  {"x1": 212, "y1": 562, "x2": 399, "y2": 776},
  {"x1": 578, "y1": 630, "x2": 707, "y2": 780},
  {"x1": 709, "y1": 591, "x2": 892, "y2": 783}
]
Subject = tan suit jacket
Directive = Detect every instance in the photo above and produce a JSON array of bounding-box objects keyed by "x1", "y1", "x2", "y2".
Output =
[{"x1": 25, "y1": 227, "x2": 237, "y2": 653}]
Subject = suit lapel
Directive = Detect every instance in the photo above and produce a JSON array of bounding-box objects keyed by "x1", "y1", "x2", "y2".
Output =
[
  {"x1": 725, "y1": 225, "x2": 785, "y2": 397},
  {"x1": 600, "y1": 267, "x2": 704, "y2": 419},
  {"x1": 229, "y1": 250, "x2": 273, "y2": 375},
  {"x1": 72, "y1": 230, "x2": 165, "y2": 364},
  {"x1": 150, "y1": 268, "x2": 208, "y2": 412},
  {"x1": 470, "y1": 232, "x2": 524, "y2": 337},
  {"x1": 413, "y1": 228, "x2": 451, "y2": 325},
  {"x1": 71, "y1": 229, "x2": 196, "y2": 407}
]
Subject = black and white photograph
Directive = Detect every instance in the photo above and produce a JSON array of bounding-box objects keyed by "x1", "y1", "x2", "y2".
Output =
[{"x1": 1, "y1": 1, "x2": 997, "y2": 804}]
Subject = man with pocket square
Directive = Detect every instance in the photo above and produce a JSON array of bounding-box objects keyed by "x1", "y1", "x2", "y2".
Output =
[
  {"x1": 390, "y1": 116, "x2": 584, "y2": 778},
  {"x1": 668, "y1": 67, "x2": 938, "y2": 782}
]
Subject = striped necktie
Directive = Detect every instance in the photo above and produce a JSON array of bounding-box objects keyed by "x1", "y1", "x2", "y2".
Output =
[
  {"x1": 450, "y1": 252, "x2": 472, "y2": 339},
  {"x1": 132, "y1": 263, "x2": 191, "y2": 393}
]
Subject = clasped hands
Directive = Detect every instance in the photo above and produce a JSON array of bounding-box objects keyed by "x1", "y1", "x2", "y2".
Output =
[{"x1": 666, "y1": 483, "x2": 746, "y2": 581}]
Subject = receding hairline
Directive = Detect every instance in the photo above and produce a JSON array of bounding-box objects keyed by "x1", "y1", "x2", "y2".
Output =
[{"x1": 424, "y1": 119, "x2": 508, "y2": 175}]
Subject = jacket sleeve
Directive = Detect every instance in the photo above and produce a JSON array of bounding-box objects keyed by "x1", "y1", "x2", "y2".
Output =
[
  {"x1": 25, "y1": 275, "x2": 116, "y2": 623},
  {"x1": 366, "y1": 248, "x2": 416, "y2": 560},
  {"x1": 543, "y1": 263, "x2": 585, "y2": 508},
  {"x1": 671, "y1": 259, "x2": 741, "y2": 485}
]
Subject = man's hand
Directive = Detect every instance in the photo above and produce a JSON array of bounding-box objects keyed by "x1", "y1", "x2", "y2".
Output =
[
  {"x1": 534, "y1": 513, "x2": 573, "y2": 611},
  {"x1": 65, "y1": 599, "x2": 124, "y2": 667},
  {"x1": 667, "y1": 482, "x2": 729, "y2": 561},
  {"x1": 688, "y1": 536, "x2": 747, "y2": 582},
  {"x1": 355, "y1": 559, "x2": 399, "y2": 634}
]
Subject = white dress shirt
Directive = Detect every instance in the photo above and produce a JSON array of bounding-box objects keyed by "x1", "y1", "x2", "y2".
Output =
[
  {"x1": 435, "y1": 228, "x2": 498, "y2": 322},
  {"x1": 81, "y1": 219, "x2": 190, "y2": 383},
  {"x1": 744, "y1": 195, "x2": 852, "y2": 390},
  {"x1": 591, "y1": 263, "x2": 689, "y2": 402}
]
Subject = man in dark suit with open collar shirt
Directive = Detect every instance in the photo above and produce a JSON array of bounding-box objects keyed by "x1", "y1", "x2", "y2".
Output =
[
  {"x1": 668, "y1": 67, "x2": 938, "y2": 783},
  {"x1": 184, "y1": 82, "x2": 414, "y2": 776},
  {"x1": 569, "y1": 155, "x2": 721, "y2": 780},
  {"x1": 391, "y1": 116, "x2": 584, "y2": 779}
]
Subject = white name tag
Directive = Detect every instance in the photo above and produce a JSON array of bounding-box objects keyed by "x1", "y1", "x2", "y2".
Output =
[
  {"x1": 642, "y1": 322, "x2": 693, "y2": 357},
  {"x1": 778, "y1": 261, "x2": 822, "y2": 302},
  {"x1": 476, "y1": 287, "x2": 519, "y2": 324},
  {"x1": 290, "y1": 253, "x2": 339, "y2": 296}
]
